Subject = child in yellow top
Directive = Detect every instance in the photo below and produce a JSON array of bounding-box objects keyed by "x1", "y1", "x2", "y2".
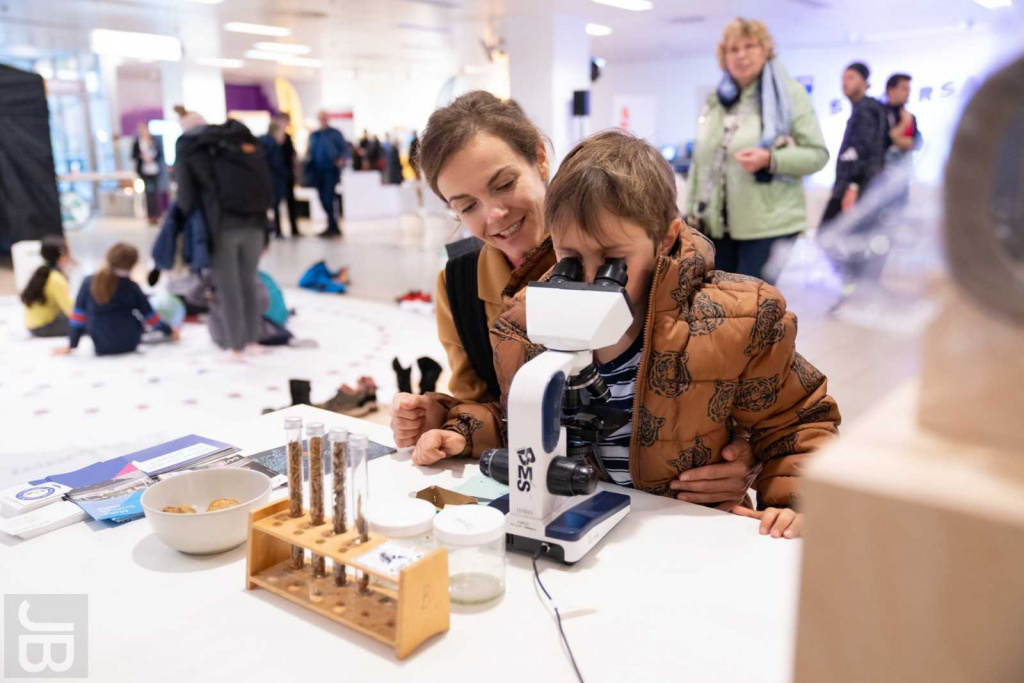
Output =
[{"x1": 21, "y1": 236, "x2": 73, "y2": 338}]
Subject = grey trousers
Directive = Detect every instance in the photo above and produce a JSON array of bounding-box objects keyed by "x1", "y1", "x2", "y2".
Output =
[
  {"x1": 30, "y1": 313, "x2": 70, "y2": 338},
  {"x1": 210, "y1": 227, "x2": 264, "y2": 351}
]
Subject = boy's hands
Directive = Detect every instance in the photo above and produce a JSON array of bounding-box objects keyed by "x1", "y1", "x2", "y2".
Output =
[
  {"x1": 390, "y1": 393, "x2": 447, "y2": 447},
  {"x1": 412, "y1": 429, "x2": 466, "y2": 466},
  {"x1": 670, "y1": 437, "x2": 759, "y2": 509},
  {"x1": 732, "y1": 506, "x2": 803, "y2": 539}
]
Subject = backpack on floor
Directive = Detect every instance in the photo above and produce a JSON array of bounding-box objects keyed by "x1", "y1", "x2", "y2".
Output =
[{"x1": 198, "y1": 120, "x2": 273, "y2": 217}]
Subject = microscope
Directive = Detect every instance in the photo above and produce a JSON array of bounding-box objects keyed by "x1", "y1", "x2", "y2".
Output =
[{"x1": 480, "y1": 257, "x2": 634, "y2": 564}]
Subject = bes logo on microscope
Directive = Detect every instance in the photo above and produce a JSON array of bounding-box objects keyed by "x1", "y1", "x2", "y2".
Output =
[{"x1": 516, "y1": 448, "x2": 536, "y2": 492}]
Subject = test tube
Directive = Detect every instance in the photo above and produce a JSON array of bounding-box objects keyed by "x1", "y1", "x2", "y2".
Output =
[
  {"x1": 349, "y1": 433, "x2": 371, "y2": 593},
  {"x1": 308, "y1": 421, "x2": 326, "y2": 578},
  {"x1": 330, "y1": 428, "x2": 349, "y2": 587},
  {"x1": 285, "y1": 416, "x2": 305, "y2": 570}
]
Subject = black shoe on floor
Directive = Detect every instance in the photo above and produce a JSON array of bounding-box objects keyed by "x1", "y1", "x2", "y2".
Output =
[
  {"x1": 318, "y1": 228, "x2": 343, "y2": 238},
  {"x1": 392, "y1": 358, "x2": 413, "y2": 394},
  {"x1": 417, "y1": 356, "x2": 442, "y2": 394},
  {"x1": 289, "y1": 379, "x2": 312, "y2": 406}
]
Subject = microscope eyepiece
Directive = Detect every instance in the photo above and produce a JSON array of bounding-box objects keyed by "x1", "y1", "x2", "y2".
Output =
[
  {"x1": 594, "y1": 257, "x2": 628, "y2": 288},
  {"x1": 549, "y1": 257, "x2": 583, "y2": 284}
]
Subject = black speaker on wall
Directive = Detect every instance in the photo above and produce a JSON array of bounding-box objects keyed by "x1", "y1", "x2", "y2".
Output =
[{"x1": 573, "y1": 90, "x2": 590, "y2": 117}]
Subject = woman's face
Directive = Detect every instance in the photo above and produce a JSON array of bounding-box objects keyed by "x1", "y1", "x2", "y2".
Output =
[
  {"x1": 436, "y1": 133, "x2": 549, "y2": 267},
  {"x1": 724, "y1": 36, "x2": 767, "y2": 88}
]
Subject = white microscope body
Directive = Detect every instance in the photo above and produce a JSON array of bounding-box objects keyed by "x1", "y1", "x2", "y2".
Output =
[{"x1": 494, "y1": 258, "x2": 634, "y2": 564}]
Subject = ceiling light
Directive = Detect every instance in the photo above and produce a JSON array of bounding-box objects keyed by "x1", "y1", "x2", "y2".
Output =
[
  {"x1": 586, "y1": 23, "x2": 613, "y2": 36},
  {"x1": 280, "y1": 56, "x2": 322, "y2": 68},
  {"x1": 90, "y1": 29, "x2": 182, "y2": 62},
  {"x1": 253, "y1": 42, "x2": 311, "y2": 54},
  {"x1": 244, "y1": 50, "x2": 289, "y2": 61},
  {"x1": 972, "y1": 0, "x2": 1012, "y2": 7},
  {"x1": 591, "y1": 0, "x2": 653, "y2": 10},
  {"x1": 224, "y1": 22, "x2": 292, "y2": 37},
  {"x1": 196, "y1": 57, "x2": 245, "y2": 69}
]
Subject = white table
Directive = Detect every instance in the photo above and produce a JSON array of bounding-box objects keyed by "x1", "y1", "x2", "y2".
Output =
[{"x1": 1, "y1": 406, "x2": 802, "y2": 682}]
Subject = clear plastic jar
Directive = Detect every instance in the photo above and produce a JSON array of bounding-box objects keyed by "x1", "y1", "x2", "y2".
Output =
[
  {"x1": 366, "y1": 498, "x2": 437, "y2": 591},
  {"x1": 433, "y1": 505, "x2": 506, "y2": 605}
]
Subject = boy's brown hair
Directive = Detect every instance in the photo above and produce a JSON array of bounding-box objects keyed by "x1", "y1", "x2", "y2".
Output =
[{"x1": 545, "y1": 129, "x2": 679, "y2": 248}]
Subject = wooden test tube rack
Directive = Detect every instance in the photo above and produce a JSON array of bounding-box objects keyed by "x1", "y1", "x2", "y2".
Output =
[{"x1": 246, "y1": 499, "x2": 450, "y2": 659}]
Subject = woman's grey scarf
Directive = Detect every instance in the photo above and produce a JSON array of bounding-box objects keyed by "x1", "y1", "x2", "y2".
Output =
[{"x1": 716, "y1": 58, "x2": 796, "y2": 183}]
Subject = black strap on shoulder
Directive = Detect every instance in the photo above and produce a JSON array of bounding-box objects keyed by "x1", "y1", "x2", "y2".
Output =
[{"x1": 445, "y1": 237, "x2": 501, "y2": 400}]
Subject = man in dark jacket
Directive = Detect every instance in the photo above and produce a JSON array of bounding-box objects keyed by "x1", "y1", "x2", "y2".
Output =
[
  {"x1": 821, "y1": 62, "x2": 889, "y2": 224},
  {"x1": 307, "y1": 111, "x2": 349, "y2": 238}
]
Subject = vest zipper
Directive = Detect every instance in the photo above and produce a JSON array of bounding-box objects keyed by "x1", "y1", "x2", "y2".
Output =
[{"x1": 627, "y1": 256, "x2": 664, "y2": 490}]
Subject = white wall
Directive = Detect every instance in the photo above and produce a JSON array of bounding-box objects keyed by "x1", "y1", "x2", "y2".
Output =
[{"x1": 592, "y1": 28, "x2": 1023, "y2": 187}]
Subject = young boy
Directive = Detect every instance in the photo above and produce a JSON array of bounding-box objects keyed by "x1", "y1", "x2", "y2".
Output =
[{"x1": 412, "y1": 130, "x2": 841, "y2": 539}]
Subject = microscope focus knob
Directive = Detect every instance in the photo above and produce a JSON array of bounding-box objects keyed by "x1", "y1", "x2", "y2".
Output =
[{"x1": 547, "y1": 456, "x2": 598, "y2": 497}]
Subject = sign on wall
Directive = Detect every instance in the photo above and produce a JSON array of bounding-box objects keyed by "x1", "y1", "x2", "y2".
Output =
[{"x1": 613, "y1": 95, "x2": 657, "y2": 140}]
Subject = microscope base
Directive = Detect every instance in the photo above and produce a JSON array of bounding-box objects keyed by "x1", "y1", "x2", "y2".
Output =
[{"x1": 491, "y1": 490, "x2": 631, "y2": 565}]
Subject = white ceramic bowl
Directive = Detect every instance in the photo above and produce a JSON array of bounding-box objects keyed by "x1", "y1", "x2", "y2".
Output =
[{"x1": 141, "y1": 468, "x2": 272, "y2": 555}]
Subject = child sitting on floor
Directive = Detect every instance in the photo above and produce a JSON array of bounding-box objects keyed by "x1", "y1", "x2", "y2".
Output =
[
  {"x1": 54, "y1": 243, "x2": 178, "y2": 356},
  {"x1": 22, "y1": 236, "x2": 74, "y2": 338},
  {"x1": 407, "y1": 130, "x2": 842, "y2": 539}
]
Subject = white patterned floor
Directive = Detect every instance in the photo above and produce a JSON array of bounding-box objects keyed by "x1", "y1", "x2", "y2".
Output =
[{"x1": 0, "y1": 289, "x2": 445, "y2": 488}]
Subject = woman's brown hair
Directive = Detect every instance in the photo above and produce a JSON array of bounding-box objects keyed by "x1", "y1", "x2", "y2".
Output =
[
  {"x1": 417, "y1": 91, "x2": 544, "y2": 201},
  {"x1": 91, "y1": 243, "x2": 138, "y2": 305}
]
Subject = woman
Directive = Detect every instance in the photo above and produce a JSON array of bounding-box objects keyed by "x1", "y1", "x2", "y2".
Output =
[
  {"x1": 21, "y1": 236, "x2": 73, "y2": 338},
  {"x1": 686, "y1": 18, "x2": 828, "y2": 283},
  {"x1": 54, "y1": 243, "x2": 177, "y2": 357},
  {"x1": 391, "y1": 91, "x2": 757, "y2": 509},
  {"x1": 131, "y1": 121, "x2": 165, "y2": 226}
]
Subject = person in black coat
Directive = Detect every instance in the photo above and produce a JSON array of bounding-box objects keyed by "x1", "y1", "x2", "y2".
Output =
[
  {"x1": 260, "y1": 120, "x2": 293, "y2": 238},
  {"x1": 272, "y1": 111, "x2": 301, "y2": 237},
  {"x1": 131, "y1": 121, "x2": 166, "y2": 225}
]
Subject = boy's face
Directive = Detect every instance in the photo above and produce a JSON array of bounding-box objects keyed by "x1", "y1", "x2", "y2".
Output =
[{"x1": 552, "y1": 209, "x2": 681, "y2": 326}]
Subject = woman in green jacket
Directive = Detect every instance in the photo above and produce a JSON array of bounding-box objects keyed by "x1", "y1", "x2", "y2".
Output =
[{"x1": 686, "y1": 18, "x2": 828, "y2": 283}]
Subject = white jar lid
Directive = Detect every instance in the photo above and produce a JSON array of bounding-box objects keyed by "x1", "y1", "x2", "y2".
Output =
[
  {"x1": 368, "y1": 498, "x2": 436, "y2": 538},
  {"x1": 433, "y1": 505, "x2": 505, "y2": 546}
]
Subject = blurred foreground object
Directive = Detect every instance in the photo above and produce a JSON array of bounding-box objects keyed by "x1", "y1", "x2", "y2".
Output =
[{"x1": 795, "y1": 56, "x2": 1024, "y2": 683}]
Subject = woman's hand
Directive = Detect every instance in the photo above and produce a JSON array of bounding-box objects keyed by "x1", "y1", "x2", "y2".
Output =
[
  {"x1": 390, "y1": 393, "x2": 447, "y2": 447},
  {"x1": 732, "y1": 506, "x2": 803, "y2": 539},
  {"x1": 734, "y1": 147, "x2": 772, "y2": 173},
  {"x1": 412, "y1": 429, "x2": 466, "y2": 466},
  {"x1": 52, "y1": 346, "x2": 73, "y2": 357},
  {"x1": 670, "y1": 437, "x2": 759, "y2": 509}
]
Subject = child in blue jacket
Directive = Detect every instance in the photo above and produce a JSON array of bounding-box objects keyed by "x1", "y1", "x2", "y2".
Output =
[{"x1": 54, "y1": 243, "x2": 177, "y2": 356}]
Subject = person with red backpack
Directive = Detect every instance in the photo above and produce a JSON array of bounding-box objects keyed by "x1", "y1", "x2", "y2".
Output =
[{"x1": 174, "y1": 116, "x2": 273, "y2": 361}]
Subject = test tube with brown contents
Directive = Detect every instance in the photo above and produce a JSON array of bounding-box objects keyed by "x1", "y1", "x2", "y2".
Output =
[
  {"x1": 284, "y1": 416, "x2": 305, "y2": 570},
  {"x1": 349, "y1": 434, "x2": 371, "y2": 593},
  {"x1": 329, "y1": 428, "x2": 349, "y2": 586},
  {"x1": 307, "y1": 421, "x2": 327, "y2": 578}
]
